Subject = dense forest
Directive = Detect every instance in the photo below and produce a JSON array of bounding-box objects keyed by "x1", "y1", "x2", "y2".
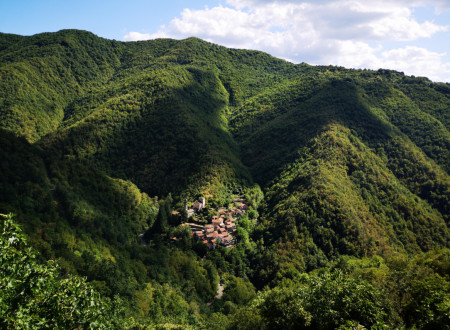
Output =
[{"x1": 0, "y1": 29, "x2": 449, "y2": 328}]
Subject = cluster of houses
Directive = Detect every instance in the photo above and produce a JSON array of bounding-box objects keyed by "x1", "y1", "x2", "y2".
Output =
[
  {"x1": 195, "y1": 214, "x2": 236, "y2": 248},
  {"x1": 182, "y1": 197, "x2": 249, "y2": 249}
]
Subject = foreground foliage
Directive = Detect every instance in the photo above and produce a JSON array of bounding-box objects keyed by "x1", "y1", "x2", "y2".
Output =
[
  {"x1": 230, "y1": 252, "x2": 450, "y2": 329},
  {"x1": 0, "y1": 214, "x2": 123, "y2": 328}
]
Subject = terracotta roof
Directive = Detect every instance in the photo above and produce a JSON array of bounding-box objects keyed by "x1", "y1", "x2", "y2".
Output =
[
  {"x1": 212, "y1": 218, "x2": 223, "y2": 225},
  {"x1": 207, "y1": 232, "x2": 219, "y2": 238}
]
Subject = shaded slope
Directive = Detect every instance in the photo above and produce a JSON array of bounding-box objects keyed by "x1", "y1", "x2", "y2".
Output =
[
  {"x1": 363, "y1": 80, "x2": 450, "y2": 172},
  {"x1": 262, "y1": 124, "x2": 447, "y2": 259},
  {"x1": 230, "y1": 78, "x2": 395, "y2": 184},
  {"x1": 41, "y1": 64, "x2": 252, "y2": 199},
  {"x1": 228, "y1": 73, "x2": 449, "y2": 274},
  {"x1": 0, "y1": 129, "x2": 220, "y2": 325},
  {"x1": 0, "y1": 30, "x2": 300, "y2": 198},
  {"x1": 230, "y1": 75, "x2": 449, "y2": 222},
  {"x1": 0, "y1": 128, "x2": 157, "y2": 246}
]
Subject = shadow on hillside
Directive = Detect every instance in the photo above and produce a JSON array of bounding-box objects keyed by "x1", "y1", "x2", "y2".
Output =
[
  {"x1": 237, "y1": 79, "x2": 395, "y2": 185},
  {"x1": 41, "y1": 67, "x2": 252, "y2": 198}
]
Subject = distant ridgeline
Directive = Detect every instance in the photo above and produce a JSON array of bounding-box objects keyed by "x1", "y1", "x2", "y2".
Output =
[{"x1": 0, "y1": 29, "x2": 449, "y2": 328}]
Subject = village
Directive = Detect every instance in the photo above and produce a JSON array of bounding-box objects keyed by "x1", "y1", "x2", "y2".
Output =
[{"x1": 177, "y1": 197, "x2": 248, "y2": 249}]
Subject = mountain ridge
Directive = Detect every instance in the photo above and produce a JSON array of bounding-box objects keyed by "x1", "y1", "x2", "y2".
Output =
[{"x1": 0, "y1": 29, "x2": 449, "y2": 328}]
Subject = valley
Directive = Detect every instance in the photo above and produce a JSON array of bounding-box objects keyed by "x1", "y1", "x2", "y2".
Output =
[{"x1": 0, "y1": 29, "x2": 449, "y2": 328}]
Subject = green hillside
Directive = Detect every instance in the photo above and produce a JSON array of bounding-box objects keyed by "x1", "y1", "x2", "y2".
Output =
[{"x1": 1, "y1": 30, "x2": 449, "y2": 328}]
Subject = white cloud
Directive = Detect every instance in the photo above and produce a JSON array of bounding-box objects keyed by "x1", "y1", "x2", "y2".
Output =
[
  {"x1": 169, "y1": 6, "x2": 265, "y2": 45},
  {"x1": 123, "y1": 0, "x2": 450, "y2": 81},
  {"x1": 227, "y1": 0, "x2": 450, "y2": 10},
  {"x1": 323, "y1": 42, "x2": 450, "y2": 82},
  {"x1": 123, "y1": 30, "x2": 168, "y2": 41},
  {"x1": 324, "y1": 40, "x2": 383, "y2": 68},
  {"x1": 124, "y1": 31, "x2": 151, "y2": 41},
  {"x1": 365, "y1": 7, "x2": 447, "y2": 41},
  {"x1": 381, "y1": 46, "x2": 450, "y2": 81}
]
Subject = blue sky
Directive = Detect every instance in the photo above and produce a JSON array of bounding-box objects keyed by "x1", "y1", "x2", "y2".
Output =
[{"x1": 1, "y1": 0, "x2": 449, "y2": 82}]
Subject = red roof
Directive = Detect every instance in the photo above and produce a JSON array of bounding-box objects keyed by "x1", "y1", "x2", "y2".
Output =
[
  {"x1": 207, "y1": 232, "x2": 219, "y2": 238},
  {"x1": 212, "y1": 218, "x2": 223, "y2": 225}
]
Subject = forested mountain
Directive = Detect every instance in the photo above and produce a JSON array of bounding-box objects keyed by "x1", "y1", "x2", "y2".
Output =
[{"x1": 1, "y1": 29, "x2": 449, "y2": 328}]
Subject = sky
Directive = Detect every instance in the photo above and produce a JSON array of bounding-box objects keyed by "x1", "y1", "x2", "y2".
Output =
[{"x1": 1, "y1": 0, "x2": 449, "y2": 82}]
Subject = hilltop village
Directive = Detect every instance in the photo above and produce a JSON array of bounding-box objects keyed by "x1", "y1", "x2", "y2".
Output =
[{"x1": 177, "y1": 197, "x2": 248, "y2": 249}]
